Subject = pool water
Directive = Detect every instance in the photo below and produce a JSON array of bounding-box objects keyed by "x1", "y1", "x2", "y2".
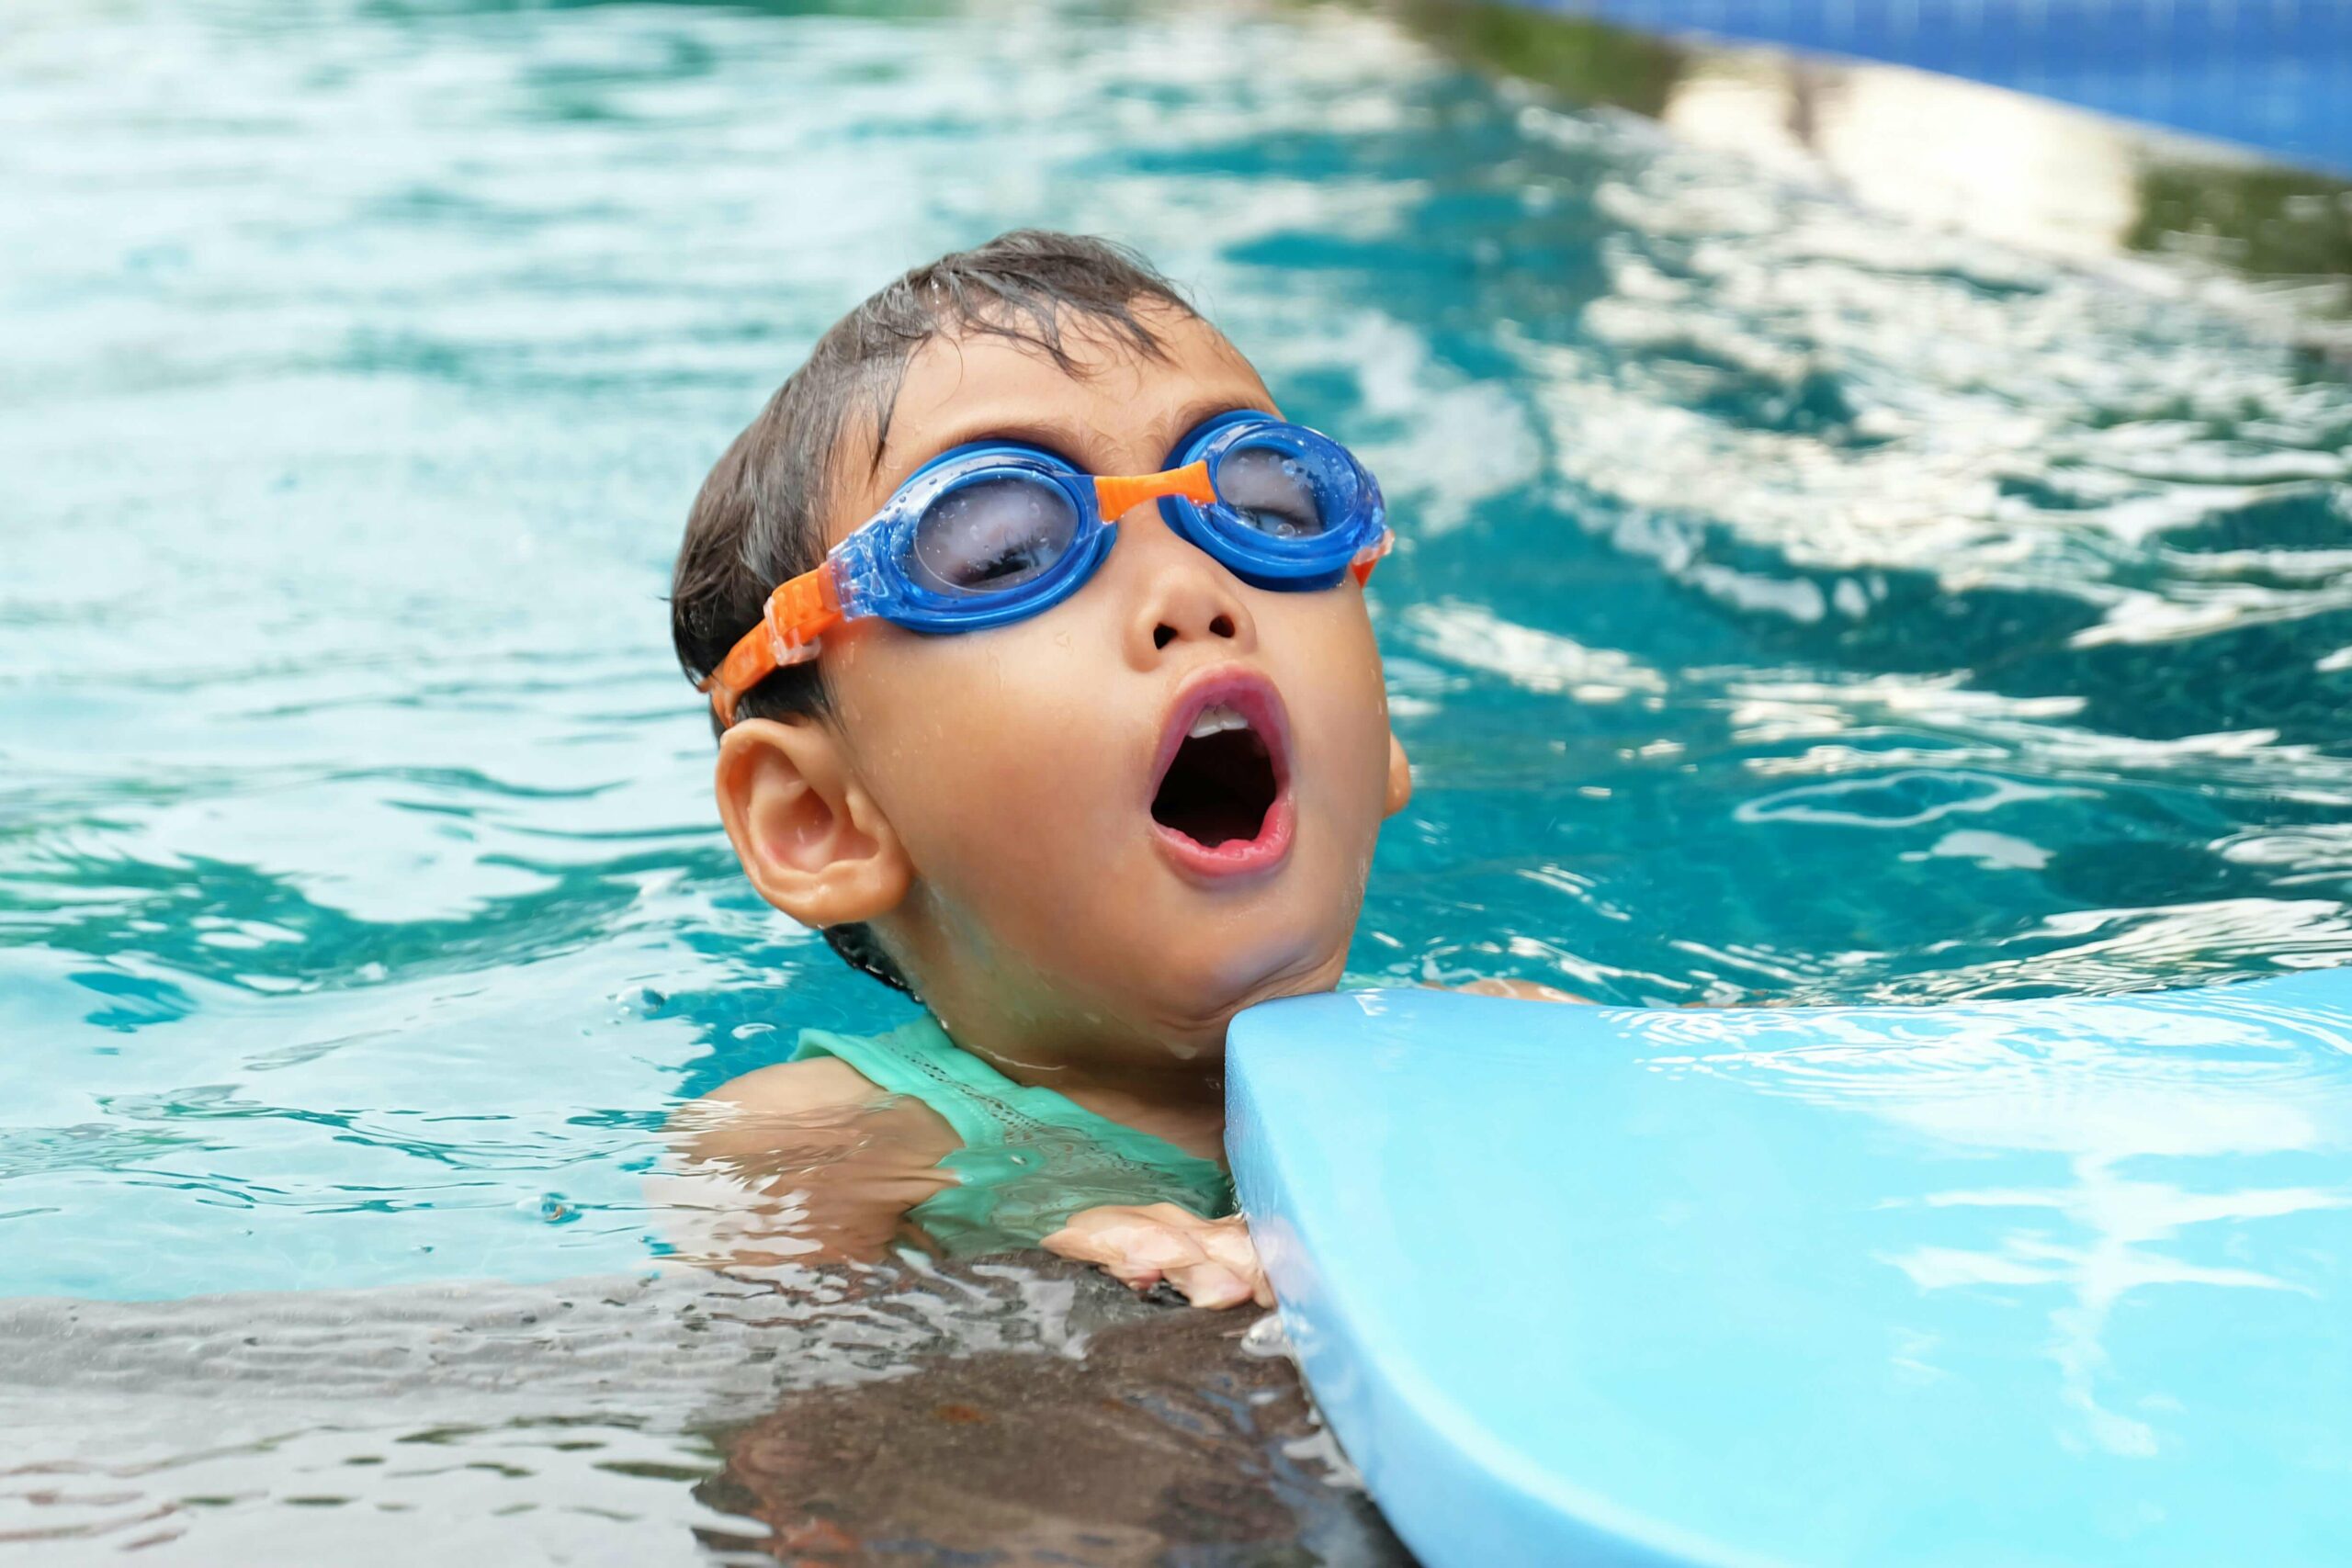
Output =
[{"x1": 5, "y1": 0, "x2": 2352, "y2": 1553}]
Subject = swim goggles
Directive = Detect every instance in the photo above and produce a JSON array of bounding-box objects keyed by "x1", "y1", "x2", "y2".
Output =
[{"x1": 700, "y1": 411, "x2": 1390, "y2": 725}]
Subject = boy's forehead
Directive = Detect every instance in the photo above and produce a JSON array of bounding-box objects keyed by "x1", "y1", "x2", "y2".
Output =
[{"x1": 832, "y1": 310, "x2": 1276, "y2": 538}]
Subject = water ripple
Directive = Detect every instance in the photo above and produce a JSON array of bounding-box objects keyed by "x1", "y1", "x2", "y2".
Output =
[{"x1": 6, "y1": 0, "x2": 2352, "y2": 1288}]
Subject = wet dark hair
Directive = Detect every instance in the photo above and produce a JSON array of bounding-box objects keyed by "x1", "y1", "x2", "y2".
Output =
[{"x1": 670, "y1": 230, "x2": 1198, "y2": 995}]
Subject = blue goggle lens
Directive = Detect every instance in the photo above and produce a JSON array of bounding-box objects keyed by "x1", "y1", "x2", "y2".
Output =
[
  {"x1": 1210, "y1": 440, "x2": 1339, "y2": 540},
  {"x1": 907, "y1": 473, "x2": 1082, "y2": 598}
]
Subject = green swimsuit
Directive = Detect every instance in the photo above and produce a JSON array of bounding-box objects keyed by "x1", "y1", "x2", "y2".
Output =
[{"x1": 792, "y1": 1015, "x2": 1235, "y2": 1257}]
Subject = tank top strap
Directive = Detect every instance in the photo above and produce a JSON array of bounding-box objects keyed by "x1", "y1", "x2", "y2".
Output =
[{"x1": 794, "y1": 1016, "x2": 1020, "y2": 1154}]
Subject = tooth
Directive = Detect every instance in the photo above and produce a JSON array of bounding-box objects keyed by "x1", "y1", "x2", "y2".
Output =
[{"x1": 1188, "y1": 705, "x2": 1250, "y2": 739}]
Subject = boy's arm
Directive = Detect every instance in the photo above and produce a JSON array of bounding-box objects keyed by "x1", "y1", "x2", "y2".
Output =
[
  {"x1": 654, "y1": 1056, "x2": 960, "y2": 1268},
  {"x1": 662, "y1": 1063, "x2": 1270, "y2": 1305},
  {"x1": 662, "y1": 983, "x2": 1584, "y2": 1295}
]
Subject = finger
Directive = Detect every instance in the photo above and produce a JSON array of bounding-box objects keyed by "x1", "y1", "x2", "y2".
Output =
[
  {"x1": 1121, "y1": 1222, "x2": 1208, "y2": 1272},
  {"x1": 1039, "y1": 1222, "x2": 1110, "y2": 1264},
  {"x1": 1044, "y1": 1213, "x2": 1190, "y2": 1262},
  {"x1": 1219, "y1": 1248, "x2": 1272, "y2": 1308},
  {"x1": 1163, "y1": 1258, "x2": 1252, "y2": 1309},
  {"x1": 1197, "y1": 1219, "x2": 1259, "y2": 1275},
  {"x1": 1042, "y1": 1217, "x2": 1205, "y2": 1296},
  {"x1": 1195, "y1": 1218, "x2": 1271, "y2": 1301},
  {"x1": 1041, "y1": 1229, "x2": 1164, "y2": 1293},
  {"x1": 1103, "y1": 1260, "x2": 1166, "y2": 1293}
]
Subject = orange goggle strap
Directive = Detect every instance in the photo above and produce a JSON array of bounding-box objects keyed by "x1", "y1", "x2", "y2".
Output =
[
  {"x1": 697, "y1": 563, "x2": 843, "y2": 728},
  {"x1": 1350, "y1": 528, "x2": 1393, "y2": 586}
]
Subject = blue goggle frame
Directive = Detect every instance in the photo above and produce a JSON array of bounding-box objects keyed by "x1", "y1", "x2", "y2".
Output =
[
  {"x1": 831, "y1": 411, "x2": 1389, "y2": 634},
  {"x1": 696, "y1": 411, "x2": 1391, "y2": 725}
]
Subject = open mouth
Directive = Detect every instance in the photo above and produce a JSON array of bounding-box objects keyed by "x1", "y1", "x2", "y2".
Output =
[
  {"x1": 1148, "y1": 673, "x2": 1294, "y2": 879},
  {"x1": 1154, "y1": 706, "x2": 1279, "y2": 846}
]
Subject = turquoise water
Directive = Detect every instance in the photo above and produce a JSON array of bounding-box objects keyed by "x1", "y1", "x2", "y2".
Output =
[{"x1": 6, "y1": 0, "x2": 2352, "y2": 1317}]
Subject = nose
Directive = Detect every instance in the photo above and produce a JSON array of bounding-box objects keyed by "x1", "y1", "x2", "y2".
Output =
[{"x1": 1110, "y1": 505, "x2": 1257, "y2": 670}]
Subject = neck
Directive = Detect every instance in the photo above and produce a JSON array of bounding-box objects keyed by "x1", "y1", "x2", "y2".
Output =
[{"x1": 919, "y1": 986, "x2": 1232, "y2": 1161}]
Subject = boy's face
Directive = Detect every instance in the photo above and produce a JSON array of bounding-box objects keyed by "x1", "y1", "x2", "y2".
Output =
[{"x1": 773, "y1": 306, "x2": 1406, "y2": 1059}]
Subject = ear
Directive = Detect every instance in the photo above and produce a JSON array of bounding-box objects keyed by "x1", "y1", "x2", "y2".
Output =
[
  {"x1": 1384, "y1": 729, "x2": 1412, "y2": 818},
  {"x1": 713, "y1": 718, "x2": 912, "y2": 929}
]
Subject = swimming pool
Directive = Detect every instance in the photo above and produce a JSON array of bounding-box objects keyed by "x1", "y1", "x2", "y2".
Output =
[
  {"x1": 1521, "y1": 0, "x2": 2352, "y2": 174},
  {"x1": 5, "y1": 0, "x2": 2351, "y2": 1553}
]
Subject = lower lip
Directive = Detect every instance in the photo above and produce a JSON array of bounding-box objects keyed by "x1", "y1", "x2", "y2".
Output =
[{"x1": 1153, "y1": 793, "x2": 1296, "y2": 882}]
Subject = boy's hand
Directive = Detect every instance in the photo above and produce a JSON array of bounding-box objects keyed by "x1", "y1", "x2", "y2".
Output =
[
  {"x1": 1043, "y1": 1202, "x2": 1272, "y2": 1310},
  {"x1": 1456, "y1": 976, "x2": 1587, "y2": 1003}
]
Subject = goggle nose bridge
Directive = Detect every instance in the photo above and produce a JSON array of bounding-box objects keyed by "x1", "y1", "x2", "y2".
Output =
[{"x1": 1091, "y1": 458, "x2": 1216, "y2": 522}]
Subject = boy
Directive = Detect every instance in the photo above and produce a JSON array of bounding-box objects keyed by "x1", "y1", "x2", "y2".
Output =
[{"x1": 668, "y1": 231, "x2": 1552, "y2": 1307}]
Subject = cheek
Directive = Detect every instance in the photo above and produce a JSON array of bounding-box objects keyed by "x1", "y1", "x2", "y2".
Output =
[
  {"x1": 824, "y1": 591, "x2": 1394, "y2": 997},
  {"x1": 1273, "y1": 606, "x2": 1393, "y2": 824},
  {"x1": 830, "y1": 623, "x2": 1140, "y2": 908}
]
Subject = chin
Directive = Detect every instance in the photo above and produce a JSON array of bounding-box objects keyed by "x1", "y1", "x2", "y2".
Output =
[{"x1": 1136, "y1": 922, "x2": 1350, "y2": 1042}]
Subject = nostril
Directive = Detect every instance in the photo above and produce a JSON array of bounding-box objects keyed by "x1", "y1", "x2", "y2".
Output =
[
  {"x1": 1153, "y1": 625, "x2": 1176, "y2": 649},
  {"x1": 1209, "y1": 614, "x2": 1235, "y2": 639}
]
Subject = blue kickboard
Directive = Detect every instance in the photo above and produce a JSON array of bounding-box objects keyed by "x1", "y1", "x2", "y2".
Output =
[{"x1": 1227, "y1": 974, "x2": 2352, "y2": 1567}]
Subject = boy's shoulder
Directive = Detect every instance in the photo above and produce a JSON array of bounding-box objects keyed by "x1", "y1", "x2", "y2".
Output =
[
  {"x1": 683, "y1": 1050, "x2": 959, "y2": 1173},
  {"x1": 703, "y1": 1053, "x2": 886, "y2": 1120},
  {"x1": 673, "y1": 1056, "x2": 896, "y2": 1171}
]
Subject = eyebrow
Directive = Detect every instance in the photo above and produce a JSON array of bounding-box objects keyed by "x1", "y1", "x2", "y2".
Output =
[{"x1": 889, "y1": 395, "x2": 1275, "y2": 484}]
